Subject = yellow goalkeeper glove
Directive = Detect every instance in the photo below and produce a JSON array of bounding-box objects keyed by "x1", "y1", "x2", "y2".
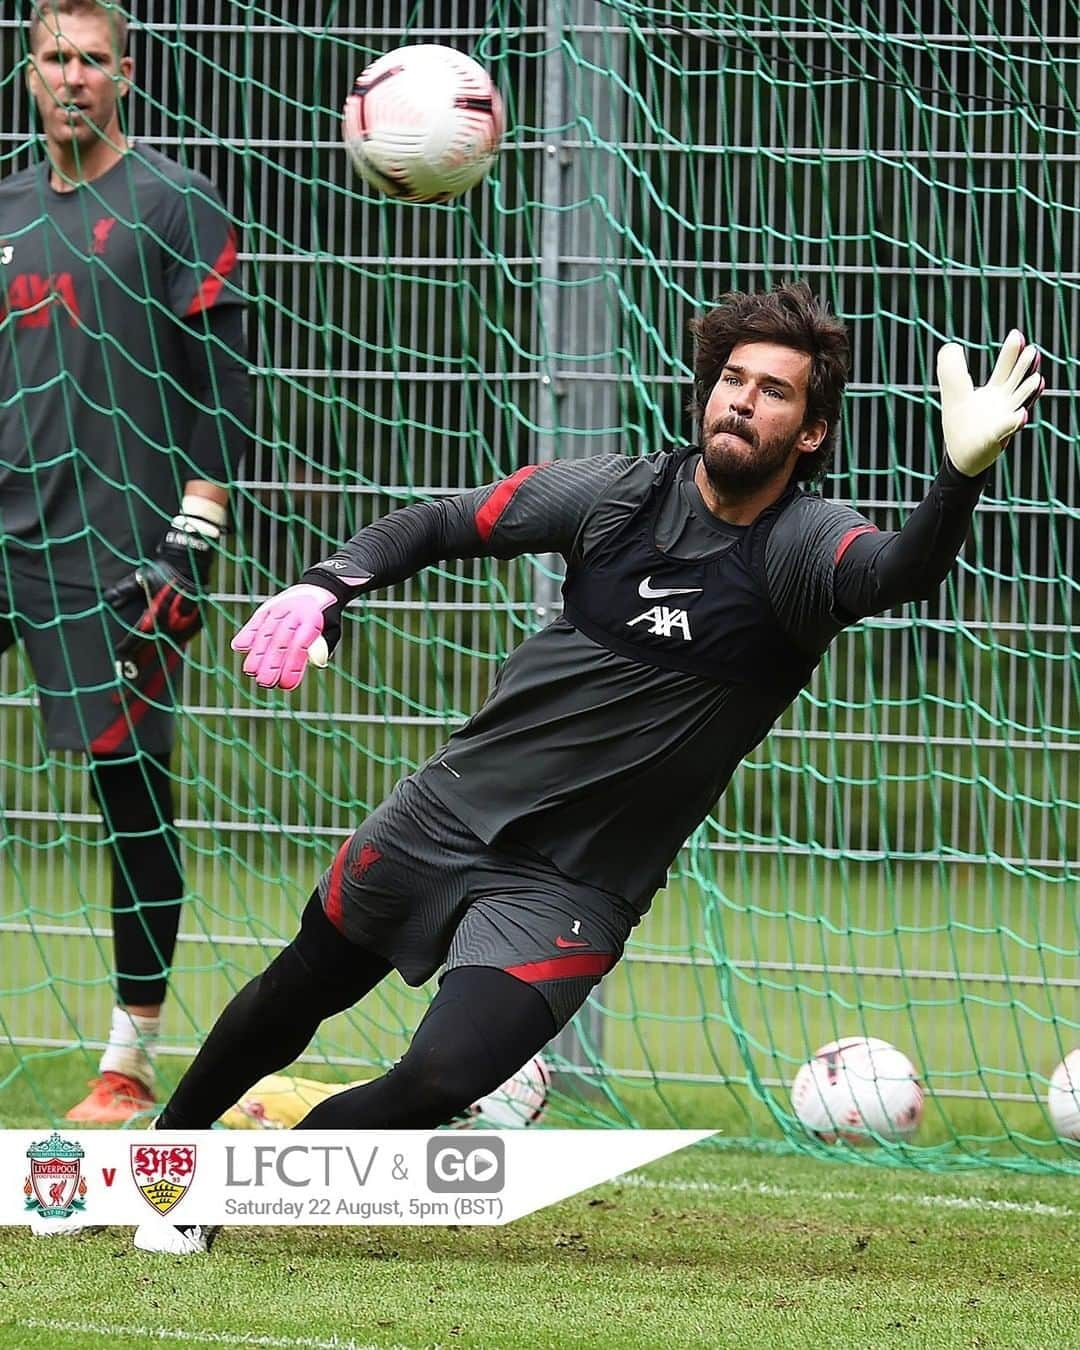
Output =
[{"x1": 218, "y1": 1073, "x2": 361, "y2": 1129}]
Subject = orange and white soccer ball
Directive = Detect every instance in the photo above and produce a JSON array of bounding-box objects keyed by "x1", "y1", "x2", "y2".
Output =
[
  {"x1": 342, "y1": 44, "x2": 504, "y2": 203},
  {"x1": 1047, "y1": 1049, "x2": 1080, "y2": 1140},
  {"x1": 791, "y1": 1036, "x2": 924, "y2": 1143}
]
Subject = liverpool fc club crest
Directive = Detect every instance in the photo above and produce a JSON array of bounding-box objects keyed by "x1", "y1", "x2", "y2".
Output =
[
  {"x1": 24, "y1": 1133, "x2": 87, "y2": 1219},
  {"x1": 131, "y1": 1143, "x2": 197, "y2": 1215}
]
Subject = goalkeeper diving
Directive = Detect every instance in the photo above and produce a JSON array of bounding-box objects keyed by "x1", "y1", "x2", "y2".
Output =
[{"x1": 126, "y1": 285, "x2": 1039, "y2": 1254}]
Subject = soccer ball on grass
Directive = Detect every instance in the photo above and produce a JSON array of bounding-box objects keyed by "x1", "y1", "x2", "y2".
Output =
[
  {"x1": 791, "y1": 1036, "x2": 924, "y2": 1143},
  {"x1": 1047, "y1": 1049, "x2": 1080, "y2": 1140},
  {"x1": 342, "y1": 44, "x2": 504, "y2": 203}
]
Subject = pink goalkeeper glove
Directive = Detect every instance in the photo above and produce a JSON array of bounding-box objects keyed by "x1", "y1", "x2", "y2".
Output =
[{"x1": 231, "y1": 583, "x2": 342, "y2": 690}]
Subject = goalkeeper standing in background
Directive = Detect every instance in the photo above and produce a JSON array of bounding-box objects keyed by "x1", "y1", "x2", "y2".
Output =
[
  {"x1": 134, "y1": 281, "x2": 1041, "y2": 1254},
  {"x1": 0, "y1": 0, "x2": 249, "y2": 1121}
]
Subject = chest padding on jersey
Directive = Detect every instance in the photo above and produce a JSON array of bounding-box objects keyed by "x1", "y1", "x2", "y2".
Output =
[{"x1": 562, "y1": 452, "x2": 818, "y2": 697}]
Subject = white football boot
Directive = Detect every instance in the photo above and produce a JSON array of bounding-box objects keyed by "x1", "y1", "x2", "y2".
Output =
[
  {"x1": 133, "y1": 1217, "x2": 220, "y2": 1254},
  {"x1": 28, "y1": 1211, "x2": 104, "y2": 1238}
]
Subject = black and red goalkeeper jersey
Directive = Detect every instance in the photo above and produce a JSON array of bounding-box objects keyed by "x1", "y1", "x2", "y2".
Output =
[
  {"x1": 306, "y1": 450, "x2": 986, "y2": 911},
  {"x1": 0, "y1": 146, "x2": 244, "y2": 586}
]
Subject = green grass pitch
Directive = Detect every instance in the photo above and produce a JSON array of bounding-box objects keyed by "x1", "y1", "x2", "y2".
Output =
[
  {"x1": 1, "y1": 1146, "x2": 1078, "y2": 1350},
  {"x1": 2, "y1": 1055, "x2": 1079, "y2": 1349}
]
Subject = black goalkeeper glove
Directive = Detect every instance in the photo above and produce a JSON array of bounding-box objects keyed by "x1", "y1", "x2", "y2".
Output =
[{"x1": 105, "y1": 497, "x2": 225, "y2": 666}]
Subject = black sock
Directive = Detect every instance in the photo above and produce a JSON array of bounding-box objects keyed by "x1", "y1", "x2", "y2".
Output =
[{"x1": 90, "y1": 753, "x2": 183, "y2": 1007}]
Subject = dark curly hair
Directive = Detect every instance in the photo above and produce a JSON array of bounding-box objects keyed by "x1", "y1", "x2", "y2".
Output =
[{"x1": 687, "y1": 281, "x2": 850, "y2": 482}]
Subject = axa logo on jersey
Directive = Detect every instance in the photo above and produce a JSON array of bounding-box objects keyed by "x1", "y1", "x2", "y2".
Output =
[
  {"x1": 0, "y1": 272, "x2": 80, "y2": 326},
  {"x1": 627, "y1": 576, "x2": 701, "y2": 641},
  {"x1": 628, "y1": 605, "x2": 693, "y2": 641}
]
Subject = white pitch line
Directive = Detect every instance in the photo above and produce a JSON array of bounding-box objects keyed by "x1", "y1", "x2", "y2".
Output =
[
  {"x1": 622, "y1": 1173, "x2": 1072, "y2": 1217},
  {"x1": 15, "y1": 1320, "x2": 411, "y2": 1350}
]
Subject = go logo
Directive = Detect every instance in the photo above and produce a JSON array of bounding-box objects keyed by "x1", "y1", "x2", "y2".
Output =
[{"x1": 426, "y1": 1136, "x2": 505, "y2": 1193}]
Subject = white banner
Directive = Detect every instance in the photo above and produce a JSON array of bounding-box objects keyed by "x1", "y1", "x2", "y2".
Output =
[{"x1": 2, "y1": 1129, "x2": 713, "y2": 1226}]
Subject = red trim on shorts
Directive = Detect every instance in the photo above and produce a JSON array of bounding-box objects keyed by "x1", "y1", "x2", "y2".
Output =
[
  {"x1": 184, "y1": 226, "x2": 239, "y2": 317},
  {"x1": 475, "y1": 464, "x2": 545, "y2": 542},
  {"x1": 90, "y1": 650, "x2": 181, "y2": 753},
  {"x1": 834, "y1": 524, "x2": 878, "y2": 564},
  {"x1": 323, "y1": 841, "x2": 350, "y2": 931},
  {"x1": 504, "y1": 952, "x2": 617, "y2": 983}
]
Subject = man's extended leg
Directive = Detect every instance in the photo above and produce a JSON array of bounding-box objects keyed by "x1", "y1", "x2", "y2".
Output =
[
  {"x1": 130, "y1": 893, "x2": 390, "y2": 1251},
  {"x1": 157, "y1": 893, "x2": 392, "y2": 1129},
  {"x1": 293, "y1": 839, "x2": 635, "y2": 1130},
  {"x1": 133, "y1": 964, "x2": 556, "y2": 1253},
  {"x1": 293, "y1": 966, "x2": 557, "y2": 1129}
]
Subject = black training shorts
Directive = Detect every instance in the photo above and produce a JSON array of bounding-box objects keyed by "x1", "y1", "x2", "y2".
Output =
[
  {"x1": 0, "y1": 561, "x2": 176, "y2": 754},
  {"x1": 317, "y1": 771, "x2": 638, "y2": 1030}
]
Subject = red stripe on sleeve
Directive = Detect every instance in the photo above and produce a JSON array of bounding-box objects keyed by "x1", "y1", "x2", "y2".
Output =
[
  {"x1": 504, "y1": 952, "x2": 617, "y2": 984},
  {"x1": 834, "y1": 524, "x2": 878, "y2": 564},
  {"x1": 323, "y1": 841, "x2": 350, "y2": 932},
  {"x1": 475, "y1": 463, "x2": 545, "y2": 542},
  {"x1": 184, "y1": 225, "x2": 239, "y2": 317}
]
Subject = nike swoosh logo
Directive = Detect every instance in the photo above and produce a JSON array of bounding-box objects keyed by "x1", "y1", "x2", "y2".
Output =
[
  {"x1": 638, "y1": 576, "x2": 704, "y2": 600},
  {"x1": 555, "y1": 936, "x2": 590, "y2": 949}
]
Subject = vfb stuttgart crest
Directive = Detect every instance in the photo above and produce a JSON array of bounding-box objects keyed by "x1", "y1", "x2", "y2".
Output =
[
  {"x1": 24, "y1": 1133, "x2": 87, "y2": 1219},
  {"x1": 131, "y1": 1144, "x2": 197, "y2": 1215}
]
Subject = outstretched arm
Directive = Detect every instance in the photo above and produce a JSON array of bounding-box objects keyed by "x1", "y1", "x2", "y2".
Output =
[
  {"x1": 835, "y1": 329, "x2": 1043, "y2": 619},
  {"x1": 233, "y1": 454, "x2": 633, "y2": 688}
]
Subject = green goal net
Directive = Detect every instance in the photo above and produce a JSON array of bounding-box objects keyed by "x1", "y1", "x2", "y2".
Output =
[{"x1": 1, "y1": 2, "x2": 1077, "y2": 1172}]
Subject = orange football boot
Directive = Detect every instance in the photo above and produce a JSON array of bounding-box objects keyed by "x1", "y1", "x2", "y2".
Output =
[{"x1": 65, "y1": 1071, "x2": 155, "y2": 1124}]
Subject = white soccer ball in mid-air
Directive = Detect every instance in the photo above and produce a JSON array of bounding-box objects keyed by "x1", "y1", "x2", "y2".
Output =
[
  {"x1": 458, "y1": 1054, "x2": 551, "y2": 1129},
  {"x1": 342, "y1": 44, "x2": 504, "y2": 203},
  {"x1": 791, "y1": 1036, "x2": 924, "y2": 1143},
  {"x1": 1047, "y1": 1049, "x2": 1080, "y2": 1140}
]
